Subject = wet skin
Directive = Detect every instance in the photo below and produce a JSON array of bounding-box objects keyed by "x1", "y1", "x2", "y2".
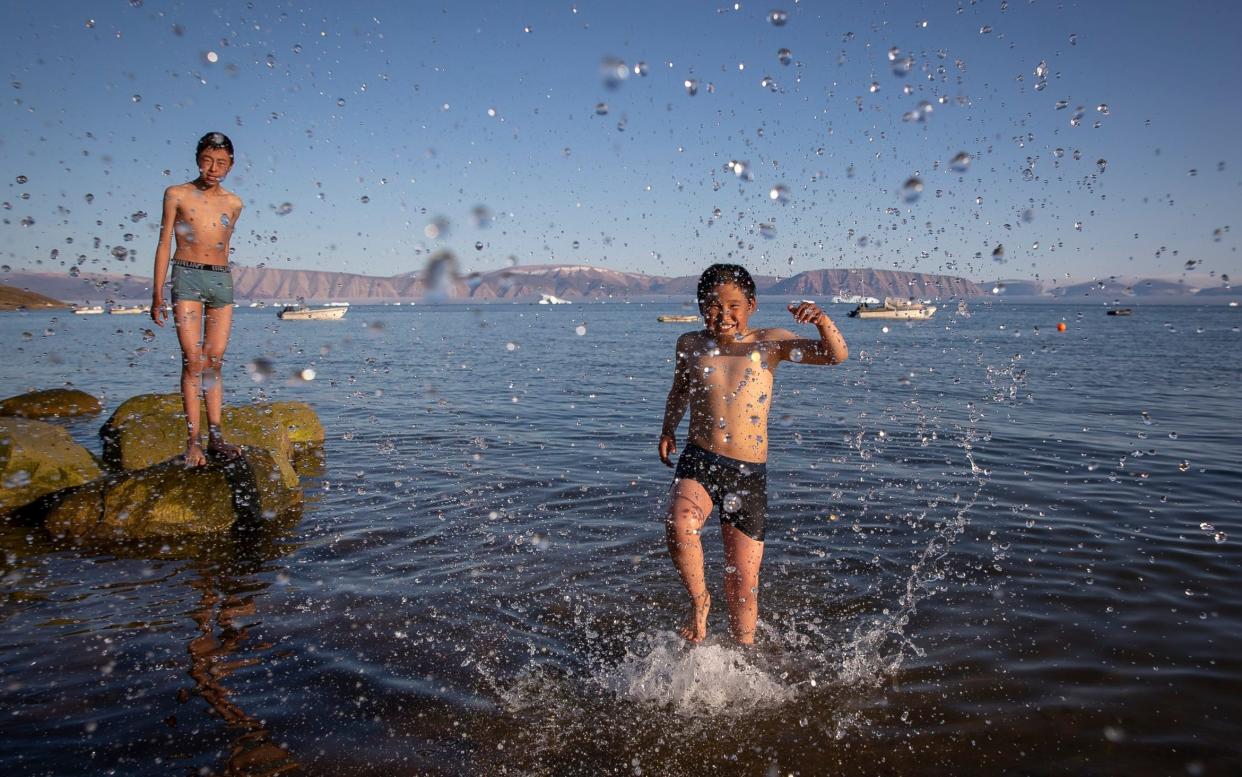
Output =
[
  {"x1": 150, "y1": 146, "x2": 244, "y2": 466},
  {"x1": 659, "y1": 282, "x2": 849, "y2": 643}
]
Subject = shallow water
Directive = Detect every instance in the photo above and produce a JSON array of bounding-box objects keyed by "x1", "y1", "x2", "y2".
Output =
[{"x1": 2, "y1": 300, "x2": 1240, "y2": 775}]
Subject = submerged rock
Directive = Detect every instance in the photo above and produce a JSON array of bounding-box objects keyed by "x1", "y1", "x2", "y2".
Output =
[
  {"x1": 0, "y1": 417, "x2": 102, "y2": 513},
  {"x1": 41, "y1": 447, "x2": 301, "y2": 540},
  {"x1": 0, "y1": 388, "x2": 102, "y2": 419},
  {"x1": 99, "y1": 394, "x2": 303, "y2": 475}
]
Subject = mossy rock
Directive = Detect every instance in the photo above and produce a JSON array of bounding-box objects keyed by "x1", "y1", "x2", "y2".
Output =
[
  {"x1": 264, "y1": 401, "x2": 325, "y2": 447},
  {"x1": 0, "y1": 417, "x2": 102, "y2": 514},
  {"x1": 0, "y1": 388, "x2": 102, "y2": 419},
  {"x1": 100, "y1": 394, "x2": 299, "y2": 477},
  {"x1": 41, "y1": 447, "x2": 302, "y2": 540}
]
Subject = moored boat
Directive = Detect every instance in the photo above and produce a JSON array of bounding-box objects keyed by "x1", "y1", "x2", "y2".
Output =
[
  {"x1": 73, "y1": 305, "x2": 105, "y2": 315},
  {"x1": 848, "y1": 297, "x2": 937, "y2": 320},
  {"x1": 657, "y1": 314, "x2": 700, "y2": 323},
  {"x1": 831, "y1": 293, "x2": 880, "y2": 305},
  {"x1": 538, "y1": 293, "x2": 571, "y2": 305},
  {"x1": 1106, "y1": 308, "x2": 1133, "y2": 316},
  {"x1": 277, "y1": 304, "x2": 348, "y2": 320},
  {"x1": 108, "y1": 304, "x2": 149, "y2": 315}
]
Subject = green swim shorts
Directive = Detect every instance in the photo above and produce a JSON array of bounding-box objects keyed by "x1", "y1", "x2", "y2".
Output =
[{"x1": 171, "y1": 260, "x2": 234, "y2": 308}]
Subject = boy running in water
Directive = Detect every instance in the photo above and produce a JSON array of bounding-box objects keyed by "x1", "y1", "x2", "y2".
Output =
[{"x1": 659, "y1": 263, "x2": 848, "y2": 644}]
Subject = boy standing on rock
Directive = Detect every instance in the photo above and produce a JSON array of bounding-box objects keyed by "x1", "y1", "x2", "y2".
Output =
[
  {"x1": 150, "y1": 132, "x2": 243, "y2": 467},
  {"x1": 658, "y1": 263, "x2": 849, "y2": 644}
]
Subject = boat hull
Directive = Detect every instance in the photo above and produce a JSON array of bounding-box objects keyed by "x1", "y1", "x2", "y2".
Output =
[
  {"x1": 850, "y1": 305, "x2": 936, "y2": 320},
  {"x1": 277, "y1": 306, "x2": 348, "y2": 320}
]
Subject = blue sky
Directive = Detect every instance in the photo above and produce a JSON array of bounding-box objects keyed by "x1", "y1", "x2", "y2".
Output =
[{"x1": 2, "y1": 0, "x2": 1238, "y2": 287}]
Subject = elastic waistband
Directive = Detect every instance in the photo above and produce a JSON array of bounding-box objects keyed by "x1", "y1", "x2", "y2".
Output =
[
  {"x1": 173, "y1": 259, "x2": 231, "y2": 272},
  {"x1": 683, "y1": 442, "x2": 767, "y2": 474}
]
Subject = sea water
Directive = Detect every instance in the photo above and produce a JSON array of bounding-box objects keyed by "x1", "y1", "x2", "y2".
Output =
[{"x1": 1, "y1": 300, "x2": 1239, "y2": 775}]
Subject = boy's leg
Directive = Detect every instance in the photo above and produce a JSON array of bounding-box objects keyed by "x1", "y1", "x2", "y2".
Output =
[
  {"x1": 173, "y1": 300, "x2": 207, "y2": 466},
  {"x1": 721, "y1": 522, "x2": 765, "y2": 645},
  {"x1": 666, "y1": 478, "x2": 713, "y2": 643},
  {"x1": 202, "y1": 303, "x2": 240, "y2": 459}
]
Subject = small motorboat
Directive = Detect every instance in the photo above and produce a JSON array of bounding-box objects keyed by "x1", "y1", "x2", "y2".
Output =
[
  {"x1": 848, "y1": 297, "x2": 937, "y2": 320},
  {"x1": 537, "y1": 293, "x2": 572, "y2": 305},
  {"x1": 108, "y1": 304, "x2": 149, "y2": 315},
  {"x1": 657, "y1": 314, "x2": 701, "y2": 323},
  {"x1": 73, "y1": 305, "x2": 105, "y2": 315},
  {"x1": 277, "y1": 304, "x2": 348, "y2": 320},
  {"x1": 1106, "y1": 308, "x2": 1133, "y2": 316}
]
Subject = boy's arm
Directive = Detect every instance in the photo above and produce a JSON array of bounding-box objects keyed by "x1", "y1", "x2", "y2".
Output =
[
  {"x1": 150, "y1": 187, "x2": 178, "y2": 327},
  {"x1": 772, "y1": 301, "x2": 849, "y2": 365},
  {"x1": 658, "y1": 335, "x2": 692, "y2": 467}
]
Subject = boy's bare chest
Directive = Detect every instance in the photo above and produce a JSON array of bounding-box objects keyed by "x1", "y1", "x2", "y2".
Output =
[{"x1": 686, "y1": 348, "x2": 775, "y2": 403}]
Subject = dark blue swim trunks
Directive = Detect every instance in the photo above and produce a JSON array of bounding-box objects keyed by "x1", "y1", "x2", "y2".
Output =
[{"x1": 674, "y1": 443, "x2": 768, "y2": 541}]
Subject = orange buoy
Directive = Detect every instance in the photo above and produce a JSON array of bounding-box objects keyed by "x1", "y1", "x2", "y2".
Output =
[{"x1": 1056, "y1": 322, "x2": 1067, "y2": 332}]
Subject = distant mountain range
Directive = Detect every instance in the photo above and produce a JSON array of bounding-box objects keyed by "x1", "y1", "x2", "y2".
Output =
[{"x1": 0, "y1": 263, "x2": 1231, "y2": 304}]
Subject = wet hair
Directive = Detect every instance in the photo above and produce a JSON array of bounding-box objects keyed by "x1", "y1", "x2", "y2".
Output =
[
  {"x1": 195, "y1": 131, "x2": 234, "y2": 161},
  {"x1": 696, "y1": 263, "x2": 757, "y2": 303}
]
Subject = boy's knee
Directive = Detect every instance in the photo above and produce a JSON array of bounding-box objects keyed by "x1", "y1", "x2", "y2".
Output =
[
  {"x1": 203, "y1": 349, "x2": 225, "y2": 370},
  {"x1": 181, "y1": 350, "x2": 205, "y2": 371}
]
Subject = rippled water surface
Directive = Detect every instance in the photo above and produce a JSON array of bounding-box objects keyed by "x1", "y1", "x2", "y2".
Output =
[{"x1": 2, "y1": 301, "x2": 1240, "y2": 775}]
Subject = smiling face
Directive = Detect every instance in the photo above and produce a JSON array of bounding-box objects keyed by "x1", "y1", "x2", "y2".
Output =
[
  {"x1": 699, "y1": 282, "x2": 756, "y2": 340},
  {"x1": 196, "y1": 147, "x2": 233, "y2": 187}
]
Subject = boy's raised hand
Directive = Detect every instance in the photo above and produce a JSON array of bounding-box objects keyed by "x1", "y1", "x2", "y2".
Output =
[
  {"x1": 787, "y1": 300, "x2": 825, "y2": 325},
  {"x1": 659, "y1": 432, "x2": 677, "y2": 468}
]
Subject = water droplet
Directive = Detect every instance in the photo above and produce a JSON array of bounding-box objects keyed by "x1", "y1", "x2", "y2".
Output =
[
  {"x1": 506, "y1": 341, "x2": 518, "y2": 352},
  {"x1": 901, "y1": 177, "x2": 924, "y2": 202},
  {"x1": 68, "y1": 266, "x2": 80, "y2": 277},
  {"x1": 298, "y1": 368, "x2": 316, "y2": 382},
  {"x1": 600, "y1": 57, "x2": 629, "y2": 89},
  {"x1": 292, "y1": 43, "x2": 303, "y2": 54},
  {"x1": 758, "y1": 223, "x2": 776, "y2": 239},
  {"x1": 474, "y1": 241, "x2": 484, "y2": 251},
  {"x1": 881, "y1": 325, "x2": 890, "y2": 333},
  {"x1": 992, "y1": 244, "x2": 1005, "y2": 262},
  {"x1": 276, "y1": 202, "x2": 293, "y2": 216},
  {"x1": 723, "y1": 493, "x2": 742, "y2": 512},
  {"x1": 789, "y1": 347, "x2": 803, "y2": 362},
  {"x1": 634, "y1": 61, "x2": 649, "y2": 77},
  {"x1": 204, "y1": 51, "x2": 219, "y2": 64},
  {"x1": 869, "y1": 81, "x2": 880, "y2": 93},
  {"x1": 359, "y1": 195, "x2": 370, "y2": 204},
  {"x1": 1096, "y1": 158, "x2": 1107, "y2": 173},
  {"x1": 769, "y1": 184, "x2": 790, "y2": 203},
  {"x1": 683, "y1": 79, "x2": 698, "y2": 96},
  {"x1": 1140, "y1": 411, "x2": 1152, "y2": 425},
  {"x1": 950, "y1": 151, "x2": 972, "y2": 172},
  {"x1": 15, "y1": 175, "x2": 28, "y2": 184},
  {"x1": 767, "y1": 9, "x2": 788, "y2": 26},
  {"x1": 85, "y1": 19, "x2": 95, "y2": 28},
  {"x1": 1069, "y1": 33, "x2": 1078, "y2": 46},
  {"x1": 110, "y1": 245, "x2": 128, "y2": 259},
  {"x1": 487, "y1": 107, "x2": 497, "y2": 118},
  {"x1": 595, "y1": 102, "x2": 609, "y2": 115},
  {"x1": 575, "y1": 323, "x2": 587, "y2": 336},
  {"x1": 1096, "y1": 103, "x2": 1109, "y2": 115},
  {"x1": 777, "y1": 48, "x2": 792, "y2": 65},
  {"x1": 979, "y1": 25, "x2": 993, "y2": 34},
  {"x1": 131, "y1": 94, "x2": 141, "y2": 103},
  {"x1": 246, "y1": 357, "x2": 274, "y2": 382},
  {"x1": 336, "y1": 97, "x2": 346, "y2": 107},
  {"x1": 1178, "y1": 460, "x2": 1190, "y2": 473}
]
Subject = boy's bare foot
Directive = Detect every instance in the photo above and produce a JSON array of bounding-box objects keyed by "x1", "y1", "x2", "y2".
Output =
[
  {"x1": 184, "y1": 441, "x2": 208, "y2": 468},
  {"x1": 207, "y1": 426, "x2": 242, "y2": 461},
  {"x1": 680, "y1": 592, "x2": 711, "y2": 644},
  {"x1": 207, "y1": 437, "x2": 242, "y2": 461}
]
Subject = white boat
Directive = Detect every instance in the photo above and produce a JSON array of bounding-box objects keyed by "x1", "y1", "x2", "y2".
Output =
[
  {"x1": 108, "y1": 304, "x2": 149, "y2": 315},
  {"x1": 657, "y1": 314, "x2": 701, "y2": 323},
  {"x1": 277, "y1": 304, "x2": 348, "y2": 320},
  {"x1": 537, "y1": 293, "x2": 571, "y2": 305},
  {"x1": 73, "y1": 305, "x2": 104, "y2": 315},
  {"x1": 831, "y1": 293, "x2": 880, "y2": 305},
  {"x1": 848, "y1": 297, "x2": 937, "y2": 320}
]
